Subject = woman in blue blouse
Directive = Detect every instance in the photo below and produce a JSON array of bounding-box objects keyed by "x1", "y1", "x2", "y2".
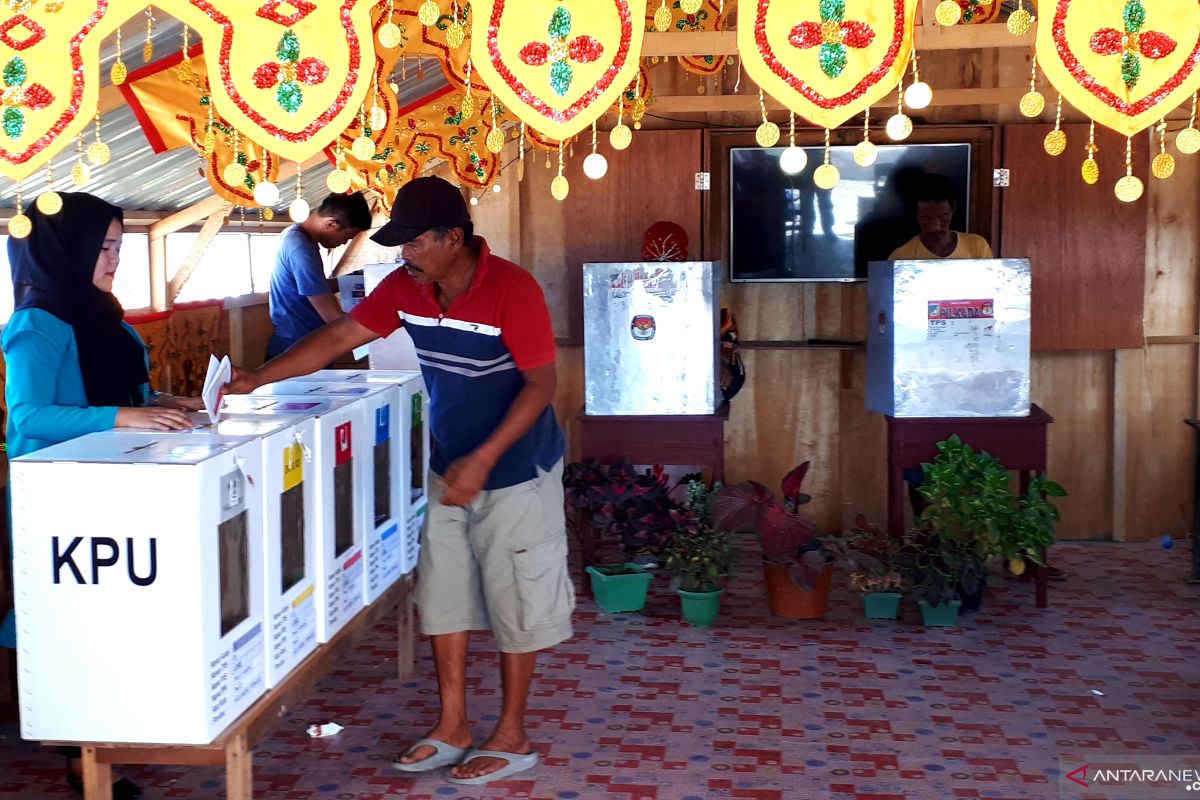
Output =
[{"x1": 2, "y1": 193, "x2": 198, "y2": 798}]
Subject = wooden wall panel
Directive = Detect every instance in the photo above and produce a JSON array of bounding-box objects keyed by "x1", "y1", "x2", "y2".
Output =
[
  {"x1": 521, "y1": 129, "x2": 705, "y2": 341},
  {"x1": 1144, "y1": 152, "x2": 1200, "y2": 337},
  {"x1": 1030, "y1": 350, "x2": 1114, "y2": 540},
  {"x1": 1114, "y1": 345, "x2": 1196, "y2": 541},
  {"x1": 1001, "y1": 124, "x2": 1148, "y2": 350}
]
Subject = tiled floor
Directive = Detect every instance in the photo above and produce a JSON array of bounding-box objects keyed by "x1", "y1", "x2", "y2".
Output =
[{"x1": 1, "y1": 538, "x2": 1198, "y2": 799}]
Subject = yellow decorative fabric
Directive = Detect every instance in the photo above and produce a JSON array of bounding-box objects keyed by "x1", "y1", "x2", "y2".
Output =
[
  {"x1": 119, "y1": 46, "x2": 279, "y2": 207},
  {"x1": 155, "y1": 0, "x2": 376, "y2": 164},
  {"x1": 389, "y1": 86, "x2": 504, "y2": 190},
  {"x1": 737, "y1": 0, "x2": 917, "y2": 130},
  {"x1": 470, "y1": 0, "x2": 649, "y2": 140},
  {"x1": 0, "y1": 0, "x2": 139, "y2": 181},
  {"x1": 1036, "y1": 0, "x2": 1200, "y2": 136},
  {"x1": 643, "y1": 0, "x2": 733, "y2": 77}
]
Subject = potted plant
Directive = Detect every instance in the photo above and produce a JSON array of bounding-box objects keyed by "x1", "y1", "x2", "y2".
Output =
[
  {"x1": 565, "y1": 459, "x2": 677, "y2": 613},
  {"x1": 842, "y1": 515, "x2": 904, "y2": 620},
  {"x1": 712, "y1": 462, "x2": 834, "y2": 619},
  {"x1": 916, "y1": 435, "x2": 1065, "y2": 613},
  {"x1": 663, "y1": 513, "x2": 736, "y2": 627},
  {"x1": 896, "y1": 529, "x2": 963, "y2": 626}
]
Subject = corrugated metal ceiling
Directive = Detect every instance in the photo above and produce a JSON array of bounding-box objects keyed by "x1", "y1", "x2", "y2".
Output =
[{"x1": 0, "y1": 14, "x2": 448, "y2": 212}]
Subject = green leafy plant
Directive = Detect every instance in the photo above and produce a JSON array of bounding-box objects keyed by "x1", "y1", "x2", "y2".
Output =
[
  {"x1": 663, "y1": 520, "x2": 736, "y2": 593},
  {"x1": 840, "y1": 515, "x2": 903, "y2": 593},
  {"x1": 563, "y1": 459, "x2": 682, "y2": 563}
]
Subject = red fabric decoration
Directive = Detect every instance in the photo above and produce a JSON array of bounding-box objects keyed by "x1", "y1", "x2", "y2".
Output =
[{"x1": 641, "y1": 221, "x2": 689, "y2": 262}]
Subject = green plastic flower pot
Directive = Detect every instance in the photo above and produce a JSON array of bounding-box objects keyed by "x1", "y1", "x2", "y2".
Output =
[
  {"x1": 863, "y1": 592, "x2": 902, "y2": 620},
  {"x1": 585, "y1": 564, "x2": 652, "y2": 613},
  {"x1": 677, "y1": 587, "x2": 724, "y2": 627},
  {"x1": 917, "y1": 599, "x2": 962, "y2": 627}
]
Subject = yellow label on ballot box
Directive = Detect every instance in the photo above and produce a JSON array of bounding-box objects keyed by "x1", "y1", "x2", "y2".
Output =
[{"x1": 283, "y1": 444, "x2": 304, "y2": 491}]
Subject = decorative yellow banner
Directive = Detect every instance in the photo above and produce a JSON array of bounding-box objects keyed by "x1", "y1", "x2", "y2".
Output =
[
  {"x1": 471, "y1": 0, "x2": 648, "y2": 141},
  {"x1": 164, "y1": 0, "x2": 377, "y2": 164},
  {"x1": 737, "y1": 0, "x2": 917, "y2": 130},
  {"x1": 120, "y1": 46, "x2": 279, "y2": 207},
  {"x1": 644, "y1": 0, "x2": 733, "y2": 77},
  {"x1": 1036, "y1": 0, "x2": 1200, "y2": 136}
]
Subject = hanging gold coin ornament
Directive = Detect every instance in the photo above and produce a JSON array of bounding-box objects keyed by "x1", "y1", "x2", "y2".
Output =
[
  {"x1": 71, "y1": 134, "x2": 90, "y2": 186},
  {"x1": 1081, "y1": 120, "x2": 1100, "y2": 184},
  {"x1": 755, "y1": 90, "x2": 780, "y2": 147},
  {"x1": 550, "y1": 141, "x2": 569, "y2": 201},
  {"x1": 418, "y1": 0, "x2": 439, "y2": 27},
  {"x1": 263, "y1": 207, "x2": 274, "y2": 222},
  {"x1": 1019, "y1": 53, "x2": 1044, "y2": 117},
  {"x1": 369, "y1": 73, "x2": 387, "y2": 131},
  {"x1": 223, "y1": 129, "x2": 248, "y2": 186},
  {"x1": 1043, "y1": 95, "x2": 1067, "y2": 156},
  {"x1": 486, "y1": 99, "x2": 505, "y2": 153},
  {"x1": 290, "y1": 163, "x2": 311, "y2": 223},
  {"x1": 779, "y1": 112, "x2": 807, "y2": 174},
  {"x1": 886, "y1": 76, "x2": 912, "y2": 140},
  {"x1": 351, "y1": 104, "x2": 375, "y2": 160},
  {"x1": 461, "y1": 59, "x2": 476, "y2": 119},
  {"x1": 378, "y1": 0, "x2": 404, "y2": 49},
  {"x1": 202, "y1": 99, "x2": 217, "y2": 154},
  {"x1": 1152, "y1": 120, "x2": 1175, "y2": 179},
  {"x1": 583, "y1": 120, "x2": 608, "y2": 179},
  {"x1": 680, "y1": 0, "x2": 703, "y2": 13},
  {"x1": 854, "y1": 108, "x2": 878, "y2": 167},
  {"x1": 632, "y1": 70, "x2": 646, "y2": 130},
  {"x1": 110, "y1": 26, "x2": 128, "y2": 86},
  {"x1": 177, "y1": 25, "x2": 193, "y2": 83},
  {"x1": 1007, "y1": 0, "x2": 1033, "y2": 35},
  {"x1": 813, "y1": 129, "x2": 840, "y2": 190},
  {"x1": 327, "y1": 168, "x2": 352, "y2": 194},
  {"x1": 1176, "y1": 93, "x2": 1200, "y2": 155},
  {"x1": 935, "y1": 0, "x2": 962, "y2": 26},
  {"x1": 143, "y1": 7, "x2": 155, "y2": 63},
  {"x1": 36, "y1": 162, "x2": 62, "y2": 215},
  {"x1": 654, "y1": 0, "x2": 672, "y2": 32},
  {"x1": 610, "y1": 94, "x2": 633, "y2": 150},
  {"x1": 1113, "y1": 136, "x2": 1143, "y2": 201},
  {"x1": 8, "y1": 184, "x2": 31, "y2": 240},
  {"x1": 87, "y1": 112, "x2": 110, "y2": 166},
  {"x1": 445, "y1": 1, "x2": 466, "y2": 48}
]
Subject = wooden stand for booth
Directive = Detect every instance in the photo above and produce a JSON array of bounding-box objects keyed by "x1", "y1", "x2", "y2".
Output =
[
  {"x1": 45, "y1": 575, "x2": 415, "y2": 800},
  {"x1": 885, "y1": 405, "x2": 1054, "y2": 608}
]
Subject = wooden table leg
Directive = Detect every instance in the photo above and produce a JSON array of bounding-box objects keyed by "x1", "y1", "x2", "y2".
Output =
[
  {"x1": 81, "y1": 747, "x2": 113, "y2": 800},
  {"x1": 887, "y1": 456, "x2": 905, "y2": 537},
  {"x1": 397, "y1": 575, "x2": 415, "y2": 680},
  {"x1": 225, "y1": 732, "x2": 253, "y2": 800}
]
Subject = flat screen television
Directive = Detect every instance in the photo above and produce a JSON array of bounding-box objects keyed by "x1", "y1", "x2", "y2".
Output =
[{"x1": 729, "y1": 143, "x2": 973, "y2": 282}]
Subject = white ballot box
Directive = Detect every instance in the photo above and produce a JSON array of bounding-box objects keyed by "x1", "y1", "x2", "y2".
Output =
[
  {"x1": 252, "y1": 380, "x2": 403, "y2": 605},
  {"x1": 867, "y1": 258, "x2": 1032, "y2": 418},
  {"x1": 221, "y1": 394, "x2": 364, "y2": 641},
  {"x1": 11, "y1": 432, "x2": 267, "y2": 744}
]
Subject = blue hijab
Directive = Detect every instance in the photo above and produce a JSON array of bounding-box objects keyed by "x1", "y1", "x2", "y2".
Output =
[{"x1": 8, "y1": 192, "x2": 148, "y2": 407}]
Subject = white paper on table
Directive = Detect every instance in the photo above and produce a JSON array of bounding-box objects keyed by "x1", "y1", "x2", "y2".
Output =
[{"x1": 201, "y1": 354, "x2": 232, "y2": 424}]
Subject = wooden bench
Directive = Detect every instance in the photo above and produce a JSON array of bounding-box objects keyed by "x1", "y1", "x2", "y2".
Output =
[{"x1": 45, "y1": 574, "x2": 415, "y2": 800}]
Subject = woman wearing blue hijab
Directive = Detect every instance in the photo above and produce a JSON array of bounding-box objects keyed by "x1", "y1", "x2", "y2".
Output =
[{"x1": 2, "y1": 192, "x2": 199, "y2": 798}]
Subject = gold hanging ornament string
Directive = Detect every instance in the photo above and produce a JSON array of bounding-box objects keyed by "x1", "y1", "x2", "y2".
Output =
[
  {"x1": 886, "y1": 75, "x2": 911, "y2": 140},
  {"x1": 551, "y1": 139, "x2": 569, "y2": 200},
  {"x1": 352, "y1": 102, "x2": 375, "y2": 160},
  {"x1": 462, "y1": 58, "x2": 476, "y2": 119},
  {"x1": 854, "y1": 107, "x2": 878, "y2": 166},
  {"x1": 87, "y1": 112, "x2": 110, "y2": 166},
  {"x1": 518, "y1": 121, "x2": 526, "y2": 182},
  {"x1": 369, "y1": 71, "x2": 386, "y2": 131},
  {"x1": 446, "y1": 1, "x2": 466, "y2": 48},
  {"x1": 223, "y1": 128, "x2": 247, "y2": 186},
  {"x1": 583, "y1": 119, "x2": 608, "y2": 179},
  {"x1": 1081, "y1": 120, "x2": 1100, "y2": 184},
  {"x1": 1044, "y1": 94, "x2": 1066, "y2": 155},
  {"x1": 779, "y1": 111, "x2": 807, "y2": 174},
  {"x1": 485, "y1": 98, "x2": 504, "y2": 154},
  {"x1": 72, "y1": 133, "x2": 90, "y2": 185},
  {"x1": 1152, "y1": 119, "x2": 1175, "y2": 179},
  {"x1": 1177, "y1": 93, "x2": 1200, "y2": 154},
  {"x1": 36, "y1": 160, "x2": 61, "y2": 215},
  {"x1": 290, "y1": 162, "x2": 310, "y2": 222},
  {"x1": 632, "y1": 70, "x2": 646, "y2": 130},
  {"x1": 1114, "y1": 135, "x2": 1143, "y2": 202},
  {"x1": 904, "y1": 53, "x2": 932, "y2": 109},
  {"x1": 755, "y1": 88, "x2": 780, "y2": 147},
  {"x1": 1019, "y1": 53, "x2": 1044, "y2": 117},
  {"x1": 143, "y1": 6, "x2": 155, "y2": 63},
  {"x1": 813, "y1": 128, "x2": 839, "y2": 189},
  {"x1": 611, "y1": 90, "x2": 632, "y2": 150},
  {"x1": 111, "y1": 25, "x2": 128, "y2": 85},
  {"x1": 327, "y1": 143, "x2": 352, "y2": 193},
  {"x1": 1008, "y1": 0, "x2": 1033, "y2": 35},
  {"x1": 379, "y1": 0, "x2": 404, "y2": 49},
  {"x1": 8, "y1": 181, "x2": 31, "y2": 239}
]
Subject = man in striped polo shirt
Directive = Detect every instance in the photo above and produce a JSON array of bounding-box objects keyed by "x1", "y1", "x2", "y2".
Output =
[{"x1": 226, "y1": 176, "x2": 571, "y2": 785}]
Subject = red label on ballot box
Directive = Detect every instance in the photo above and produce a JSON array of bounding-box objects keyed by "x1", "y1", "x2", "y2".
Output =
[
  {"x1": 927, "y1": 298, "x2": 995, "y2": 340},
  {"x1": 335, "y1": 422, "x2": 353, "y2": 465}
]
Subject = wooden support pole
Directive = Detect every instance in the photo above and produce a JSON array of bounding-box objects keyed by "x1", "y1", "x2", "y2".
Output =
[
  {"x1": 653, "y1": 87, "x2": 1026, "y2": 114},
  {"x1": 640, "y1": 26, "x2": 1033, "y2": 57},
  {"x1": 81, "y1": 747, "x2": 113, "y2": 800},
  {"x1": 167, "y1": 209, "x2": 227, "y2": 301},
  {"x1": 148, "y1": 235, "x2": 168, "y2": 312}
]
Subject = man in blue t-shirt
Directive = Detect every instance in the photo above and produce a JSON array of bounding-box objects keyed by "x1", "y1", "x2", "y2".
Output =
[{"x1": 266, "y1": 191, "x2": 372, "y2": 358}]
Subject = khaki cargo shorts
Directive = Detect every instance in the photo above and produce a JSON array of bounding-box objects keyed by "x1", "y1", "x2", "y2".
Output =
[{"x1": 415, "y1": 459, "x2": 575, "y2": 653}]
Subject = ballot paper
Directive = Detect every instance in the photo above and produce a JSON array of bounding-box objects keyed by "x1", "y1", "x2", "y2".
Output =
[{"x1": 202, "y1": 354, "x2": 232, "y2": 423}]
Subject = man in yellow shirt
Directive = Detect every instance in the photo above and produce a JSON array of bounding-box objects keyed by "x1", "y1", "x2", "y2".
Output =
[{"x1": 889, "y1": 174, "x2": 993, "y2": 260}]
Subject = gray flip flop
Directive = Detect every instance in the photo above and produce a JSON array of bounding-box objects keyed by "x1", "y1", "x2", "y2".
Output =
[
  {"x1": 392, "y1": 738, "x2": 471, "y2": 772},
  {"x1": 446, "y1": 749, "x2": 540, "y2": 785}
]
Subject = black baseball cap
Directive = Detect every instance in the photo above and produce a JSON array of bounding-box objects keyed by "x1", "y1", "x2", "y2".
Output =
[{"x1": 371, "y1": 176, "x2": 473, "y2": 247}]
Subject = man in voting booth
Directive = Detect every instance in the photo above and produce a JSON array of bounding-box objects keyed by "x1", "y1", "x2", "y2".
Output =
[{"x1": 227, "y1": 176, "x2": 569, "y2": 786}]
